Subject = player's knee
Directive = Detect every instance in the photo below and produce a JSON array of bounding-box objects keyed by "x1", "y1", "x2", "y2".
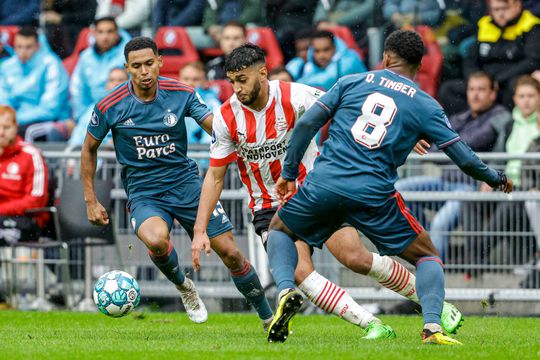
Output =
[
  {"x1": 219, "y1": 246, "x2": 244, "y2": 270},
  {"x1": 141, "y1": 228, "x2": 170, "y2": 255},
  {"x1": 341, "y1": 252, "x2": 372, "y2": 275}
]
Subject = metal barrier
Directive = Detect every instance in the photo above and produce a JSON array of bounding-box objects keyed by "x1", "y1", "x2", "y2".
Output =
[{"x1": 3, "y1": 149, "x2": 540, "y2": 308}]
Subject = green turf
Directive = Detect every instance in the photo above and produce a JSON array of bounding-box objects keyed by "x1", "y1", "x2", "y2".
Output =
[{"x1": 0, "y1": 311, "x2": 538, "y2": 359}]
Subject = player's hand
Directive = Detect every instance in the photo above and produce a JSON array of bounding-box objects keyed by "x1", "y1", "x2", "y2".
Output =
[
  {"x1": 413, "y1": 139, "x2": 430, "y2": 155},
  {"x1": 192, "y1": 232, "x2": 211, "y2": 272},
  {"x1": 86, "y1": 200, "x2": 109, "y2": 226},
  {"x1": 275, "y1": 177, "x2": 297, "y2": 205},
  {"x1": 498, "y1": 174, "x2": 513, "y2": 194}
]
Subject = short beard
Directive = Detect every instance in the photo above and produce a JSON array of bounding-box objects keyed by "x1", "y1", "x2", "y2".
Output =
[{"x1": 239, "y1": 81, "x2": 261, "y2": 106}]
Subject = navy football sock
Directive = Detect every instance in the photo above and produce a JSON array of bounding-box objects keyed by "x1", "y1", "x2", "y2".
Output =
[
  {"x1": 231, "y1": 260, "x2": 273, "y2": 320},
  {"x1": 267, "y1": 230, "x2": 298, "y2": 294},
  {"x1": 416, "y1": 256, "x2": 445, "y2": 326},
  {"x1": 148, "y1": 242, "x2": 186, "y2": 286}
]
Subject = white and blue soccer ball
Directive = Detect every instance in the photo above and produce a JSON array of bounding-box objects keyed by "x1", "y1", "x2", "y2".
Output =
[{"x1": 93, "y1": 270, "x2": 140, "y2": 317}]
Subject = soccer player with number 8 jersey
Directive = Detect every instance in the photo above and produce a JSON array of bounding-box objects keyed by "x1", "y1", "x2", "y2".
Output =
[{"x1": 266, "y1": 30, "x2": 513, "y2": 345}]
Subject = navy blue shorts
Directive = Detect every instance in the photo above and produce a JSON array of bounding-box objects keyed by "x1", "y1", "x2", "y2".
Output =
[
  {"x1": 278, "y1": 181, "x2": 423, "y2": 256},
  {"x1": 128, "y1": 179, "x2": 233, "y2": 240}
]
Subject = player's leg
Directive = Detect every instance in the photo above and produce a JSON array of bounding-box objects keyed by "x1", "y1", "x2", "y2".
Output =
[
  {"x1": 134, "y1": 213, "x2": 207, "y2": 323},
  {"x1": 326, "y1": 226, "x2": 463, "y2": 334}
]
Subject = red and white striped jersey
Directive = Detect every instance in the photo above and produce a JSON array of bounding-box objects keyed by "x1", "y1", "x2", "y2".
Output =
[{"x1": 210, "y1": 80, "x2": 323, "y2": 212}]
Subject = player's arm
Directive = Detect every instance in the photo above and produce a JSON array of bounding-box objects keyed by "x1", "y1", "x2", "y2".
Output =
[
  {"x1": 192, "y1": 164, "x2": 228, "y2": 271},
  {"x1": 443, "y1": 140, "x2": 512, "y2": 192},
  {"x1": 188, "y1": 91, "x2": 214, "y2": 135},
  {"x1": 199, "y1": 113, "x2": 213, "y2": 135}
]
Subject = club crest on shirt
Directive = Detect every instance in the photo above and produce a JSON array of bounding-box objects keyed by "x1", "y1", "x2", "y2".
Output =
[
  {"x1": 90, "y1": 111, "x2": 99, "y2": 126},
  {"x1": 163, "y1": 110, "x2": 178, "y2": 127},
  {"x1": 275, "y1": 117, "x2": 288, "y2": 131}
]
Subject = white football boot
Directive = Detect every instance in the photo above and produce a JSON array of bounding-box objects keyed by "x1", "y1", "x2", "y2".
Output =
[{"x1": 176, "y1": 278, "x2": 208, "y2": 323}]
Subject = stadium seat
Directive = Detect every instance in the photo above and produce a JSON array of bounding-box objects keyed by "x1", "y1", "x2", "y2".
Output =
[
  {"x1": 0, "y1": 26, "x2": 19, "y2": 46},
  {"x1": 62, "y1": 27, "x2": 94, "y2": 75},
  {"x1": 155, "y1": 27, "x2": 200, "y2": 79},
  {"x1": 208, "y1": 79, "x2": 234, "y2": 103},
  {"x1": 327, "y1": 26, "x2": 364, "y2": 59},
  {"x1": 246, "y1": 27, "x2": 283, "y2": 70}
]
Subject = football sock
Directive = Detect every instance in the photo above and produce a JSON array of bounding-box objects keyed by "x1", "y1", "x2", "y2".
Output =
[
  {"x1": 148, "y1": 241, "x2": 186, "y2": 287},
  {"x1": 368, "y1": 253, "x2": 419, "y2": 302},
  {"x1": 267, "y1": 230, "x2": 298, "y2": 294},
  {"x1": 416, "y1": 256, "x2": 445, "y2": 325},
  {"x1": 231, "y1": 259, "x2": 273, "y2": 320},
  {"x1": 299, "y1": 271, "x2": 375, "y2": 328}
]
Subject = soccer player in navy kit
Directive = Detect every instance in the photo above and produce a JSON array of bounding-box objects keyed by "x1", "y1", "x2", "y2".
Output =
[
  {"x1": 81, "y1": 37, "x2": 273, "y2": 327},
  {"x1": 265, "y1": 30, "x2": 513, "y2": 344}
]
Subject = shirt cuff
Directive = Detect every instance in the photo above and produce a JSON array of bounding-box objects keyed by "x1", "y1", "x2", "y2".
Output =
[{"x1": 210, "y1": 152, "x2": 238, "y2": 167}]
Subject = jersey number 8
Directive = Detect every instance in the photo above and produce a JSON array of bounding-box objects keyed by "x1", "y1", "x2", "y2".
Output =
[{"x1": 351, "y1": 92, "x2": 397, "y2": 149}]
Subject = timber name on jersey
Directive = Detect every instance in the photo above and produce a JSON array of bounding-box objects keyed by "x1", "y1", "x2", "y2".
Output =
[
  {"x1": 210, "y1": 80, "x2": 322, "y2": 212},
  {"x1": 87, "y1": 77, "x2": 212, "y2": 201}
]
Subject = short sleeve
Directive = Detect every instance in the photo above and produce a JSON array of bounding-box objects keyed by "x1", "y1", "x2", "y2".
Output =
[
  {"x1": 187, "y1": 91, "x2": 213, "y2": 125},
  {"x1": 422, "y1": 107, "x2": 461, "y2": 149},
  {"x1": 209, "y1": 112, "x2": 238, "y2": 167},
  {"x1": 86, "y1": 106, "x2": 109, "y2": 141},
  {"x1": 290, "y1": 83, "x2": 326, "y2": 116},
  {"x1": 315, "y1": 80, "x2": 341, "y2": 117}
]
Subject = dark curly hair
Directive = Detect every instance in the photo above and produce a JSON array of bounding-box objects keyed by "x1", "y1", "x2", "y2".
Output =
[
  {"x1": 224, "y1": 43, "x2": 266, "y2": 73},
  {"x1": 383, "y1": 30, "x2": 425, "y2": 67},
  {"x1": 124, "y1": 36, "x2": 158, "y2": 61}
]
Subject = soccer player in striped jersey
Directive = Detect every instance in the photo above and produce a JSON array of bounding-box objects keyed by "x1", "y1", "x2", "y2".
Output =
[
  {"x1": 191, "y1": 44, "x2": 462, "y2": 339},
  {"x1": 81, "y1": 37, "x2": 273, "y2": 328},
  {"x1": 267, "y1": 30, "x2": 512, "y2": 345}
]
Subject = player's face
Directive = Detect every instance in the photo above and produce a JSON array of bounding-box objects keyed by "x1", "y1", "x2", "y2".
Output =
[
  {"x1": 220, "y1": 26, "x2": 246, "y2": 55},
  {"x1": 179, "y1": 66, "x2": 206, "y2": 88},
  {"x1": 490, "y1": 0, "x2": 521, "y2": 27},
  {"x1": 14, "y1": 35, "x2": 39, "y2": 64},
  {"x1": 227, "y1": 65, "x2": 266, "y2": 106},
  {"x1": 95, "y1": 20, "x2": 119, "y2": 53},
  {"x1": 513, "y1": 84, "x2": 540, "y2": 118},
  {"x1": 312, "y1": 37, "x2": 335, "y2": 68},
  {"x1": 0, "y1": 113, "x2": 18, "y2": 149},
  {"x1": 467, "y1": 76, "x2": 496, "y2": 114},
  {"x1": 125, "y1": 49, "x2": 162, "y2": 91},
  {"x1": 106, "y1": 68, "x2": 128, "y2": 91}
]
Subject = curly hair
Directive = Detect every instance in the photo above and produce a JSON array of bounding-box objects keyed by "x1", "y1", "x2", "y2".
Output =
[
  {"x1": 124, "y1": 37, "x2": 158, "y2": 61},
  {"x1": 224, "y1": 43, "x2": 266, "y2": 73},
  {"x1": 383, "y1": 30, "x2": 425, "y2": 67}
]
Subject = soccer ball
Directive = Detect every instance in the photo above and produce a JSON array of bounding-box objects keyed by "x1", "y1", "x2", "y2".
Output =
[{"x1": 93, "y1": 270, "x2": 140, "y2": 317}]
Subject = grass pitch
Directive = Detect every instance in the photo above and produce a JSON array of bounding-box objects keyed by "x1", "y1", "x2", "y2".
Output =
[{"x1": 0, "y1": 311, "x2": 538, "y2": 359}]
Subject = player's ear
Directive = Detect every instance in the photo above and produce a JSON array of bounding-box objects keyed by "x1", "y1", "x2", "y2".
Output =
[
  {"x1": 382, "y1": 52, "x2": 390, "y2": 68},
  {"x1": 157, "y1": 55, "x2": 163, "y2": 68},
  {"x1": 259, "y1": 65, "x2": 268, "y2": 80}
]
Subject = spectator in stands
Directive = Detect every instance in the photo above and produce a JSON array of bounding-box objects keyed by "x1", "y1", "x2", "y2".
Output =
[
  {"x1": 179, "y1": 61, "x2": 221, "y2": 145},
  {"x1": 0, "y1": 27, "x2": 71, "y2": 142},
  {"x1": 42, "y1": 0, "x2": 97, "y2": 59},
  {"x1": 481, "y1": 75, "x2": 540, "y2": 268},
  {"x1": 203, "y1": 0, "x2": 264, "y2": 44},
  {"x1": 152, "y1": 0, "x2": 205, "y2": 29},
  {"x1": 68, "y1": 67, "x2": 127, "y2": 147},
  {"x1": 0, "y1": 0, "x2": 40, "y2": 26},
  {"x1": 0, "y1": 105, "x2": 49, "y2": 245},
  {"x1": 70, "y1": 17, "x2": 130, "y2": 131},
  {"x1": 288, "y1": 30, "x2": 366, "y2": 90},
  {"x1": 96, "y1": 0, "x2": 152, "y2": 37},
  {"x1": 383, "y1": 0, "x2": 444, "y2": 29},
  {"x1": 396, "y1": 71, "x2": 512, "y2": 259},
  {"x1": 439, "y1": 0, "x2": 540, "y2": 115},
  {"x1": 0, "y1": 41, "x2": 13, "y2": 65},
  {"x1": 314, "y1": 0, "x2": 376, "y2": 36},
  {"x1": 268, "y1": 66, "x2": 293, "y2": 82},
  {"x1": 285, "y1": 28, "x2": 314, "y2": 79},
  {"x1": 206, "y1": 21, "x2": 246, "y2": 81}
]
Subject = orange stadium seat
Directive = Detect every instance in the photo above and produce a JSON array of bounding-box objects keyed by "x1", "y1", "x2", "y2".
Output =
[
  {"x1": 246, "y1": 27, "x2": 283, "y2": 70},
  {"x1": 155, "y1": 27, "x2": 199, "y2": 79},
  {"x1": 327, "y1": 26, "x2": 364, "y2": 59},
  {"x1": 0, "y1": 26, "x2": 20, "y2": 46},
  {"x1": 62, "y1": 27, "x2": 94, "y2": 75},
  {"x1": 208, "y1": 79, "x2": 234, "y2": 103}
]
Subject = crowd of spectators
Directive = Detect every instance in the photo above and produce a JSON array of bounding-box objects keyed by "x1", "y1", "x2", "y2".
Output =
[{"x1": 0, "y1": 0, "x2": 539, "y2": 284}]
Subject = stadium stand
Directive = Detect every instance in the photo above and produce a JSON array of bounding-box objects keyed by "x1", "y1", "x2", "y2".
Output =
[
  {"x1": 0, "y1": 25, "x2": 19, "y2": 46},
  {"x1": 155, "y1": 26, "x2": 199, "y2": 79},
  {"x1": 246, "y1": 27, "x2": 284, "y2": 71}
]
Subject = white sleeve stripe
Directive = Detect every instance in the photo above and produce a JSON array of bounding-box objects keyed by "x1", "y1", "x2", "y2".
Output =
[{"x1": 23, "y1": 147, "x2": 45, "y2": 197}]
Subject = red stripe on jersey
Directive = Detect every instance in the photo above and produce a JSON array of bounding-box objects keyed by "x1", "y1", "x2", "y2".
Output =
[
  {"x1": 102, "y1": 91, "x2": 130, "y2": 113},
  {"x1": 221, "y1": 100, "x2": 239, "y2": 143},
  {"x1": 210, "y1": 152, "x2": 238, "y2": 167},
  {"x1": 98, "y1": 87, "x2": 128, "y2": 112},
  {"x1": 393, "y1": 192, "x2": 423, "y2": 234},
  {"x1": 160, "y1": 86, "x2": 194, "y2": 93},
  {"x1": 298, "y1": 163, "x2": 307, "y2": 183},
  {"x1": 158, "y1": 79, "x2": 193, "y2": 89},
  {"x1": 97, "y1": 85, "x2": 128, "y2": 111},
  {"x1": 265, "y1": 98, "x2": 277, "y2": 139},
  {"x1": 279, "y1": 81, "x2": 295, "y2": 129},
  {"x1": 249, "y1": 162, "x2": 273, "y2": 209},
  {"x1": 237, "y1": 159, "x2": 255, "y2": 209},
  {"x1": 242, "y1": 107, "x2": 257, "y2": 143},
  {"x1": 269, "y1": 160, "x2": 282, "y2": 183}
]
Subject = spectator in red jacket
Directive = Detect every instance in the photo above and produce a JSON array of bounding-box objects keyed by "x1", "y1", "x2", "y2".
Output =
[{"x1": 0, "y1": 105, "x2": 49, "y2": 245}]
